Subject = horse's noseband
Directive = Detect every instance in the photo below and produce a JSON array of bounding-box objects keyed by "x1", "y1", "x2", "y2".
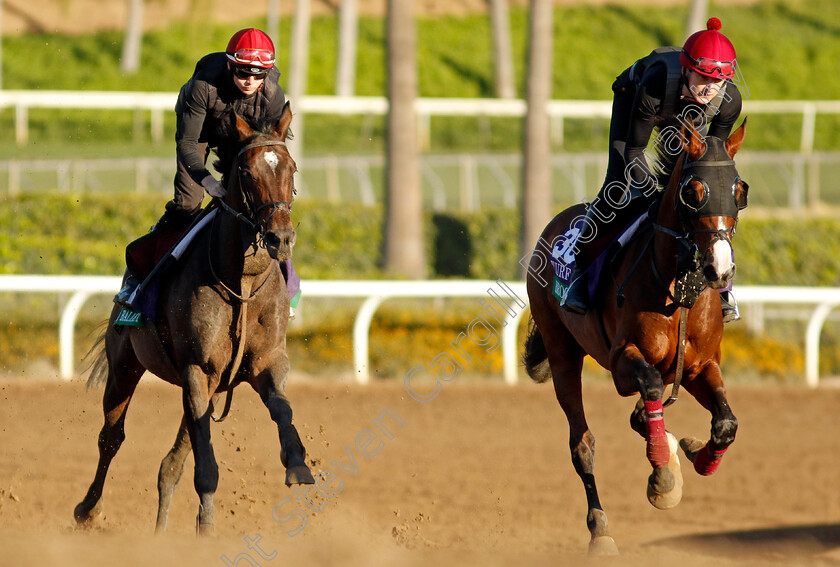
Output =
[{"x1": 219, "y1": 139, "x2": 295, "y2": 242}]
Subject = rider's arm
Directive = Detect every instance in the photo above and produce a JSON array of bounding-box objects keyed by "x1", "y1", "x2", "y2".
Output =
[
  {"x1": 175, "y1": 79, "x2": 213, "y2": 186},
  {"x1": 624, "y1": 81, "x2": 660, "y2": 185}
]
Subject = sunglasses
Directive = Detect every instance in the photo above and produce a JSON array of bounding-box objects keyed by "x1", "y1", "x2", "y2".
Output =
[
  {"x1": 681, "y1": 49, "x2": 735, "y2": 80},
  {"x1": 233, "y1": 67, "x2": 269, "y2": 80},
  {"x1": 229, "y1": 48, "x2": 275, "y2": 66}
]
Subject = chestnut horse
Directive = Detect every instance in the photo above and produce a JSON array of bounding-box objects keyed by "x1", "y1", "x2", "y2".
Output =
[
  {"x1": 523, "y1": 121, "x2": 748, "y2": 555},
  {"x1": 74, "y1": 105, "x2": 315, "y2": 535}
]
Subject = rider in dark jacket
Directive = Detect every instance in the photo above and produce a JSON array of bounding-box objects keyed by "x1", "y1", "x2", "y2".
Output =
[
  {"x1": 563, "y1": 17, "x2": 743, "y2": 322},
  {"x1": 116, "y1": 28, "x2": 300, "y2": 315}
]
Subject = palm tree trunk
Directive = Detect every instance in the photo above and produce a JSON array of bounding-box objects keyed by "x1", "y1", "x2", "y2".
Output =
[
  {"x1": 288, "y1": 0, "x2": 311, "y2": 161},
  {"x1": 685, "y1": 0, "x2": 709, "y2": 39},
  {"x1": 336, "y1": 0, "x2": 359, "y2": 97},
  {"x1": 384, "y1": 0, "x2": 426, "y2": 279},
  {"x1": 266, "y1": 0, "x2": 281, "y2": 49},
  {"x1": 120, "y1": 0, "x2": 144, "y2": 74},
  {"x1": 490, "y1": 0, "x2": 515, "y2": 98},
  {"x1": 520, "y1": 0, "x2": 554, "y2": 266}
]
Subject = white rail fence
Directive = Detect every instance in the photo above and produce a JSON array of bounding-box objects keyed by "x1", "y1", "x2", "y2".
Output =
[
  {"x1": 1, "y1": 276, "x2": 838, "y2": 388},
  {"x1": 1, "y1": 91, "x2": 839, "y2": 153},
  {"x1": 3, "y1": 151, "x2": 839, "y2": 212}
]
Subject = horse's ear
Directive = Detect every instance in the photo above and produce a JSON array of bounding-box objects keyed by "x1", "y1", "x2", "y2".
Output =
[
  {"x1": 234, "y1": 113, "x2": 255, "y2": 142},
  {"x1": 725, "y1": 117, "x2": 747, "y2": 158},
  {"x1": 274, "y1": 102, "x2": 293, "y2": 141},
  {"x1": 682, "y1": 122, "x2": 706, "y2": 160}
]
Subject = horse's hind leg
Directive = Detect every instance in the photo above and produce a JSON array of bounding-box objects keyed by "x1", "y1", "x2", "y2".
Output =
[
  {"x1": 544, "y1": 322, "x2": 618, "y2": 556},
  {"x1": 680, "y1": 363, "x2": 738, "y2": 476},
  {"x1": 155, "y1": 414, "x2": 192, "y2": 533},
  {"x1": 251, "y1": 363, "x2": 315, "y2": 486},
  {"x1": 74, "y1": 334, "x2": 144, "y2": 525}
]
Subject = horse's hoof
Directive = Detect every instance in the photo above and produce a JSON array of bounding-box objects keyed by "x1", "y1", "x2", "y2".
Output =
[
  {"x1": 588, "y1": 536, "x2": 619, "y2": 556},
  {"x1": 679, "y1": 436, "x2": 706, "y2": 462},
  {"x1": 196, "y1": 522, "x2": 215, "y2": 537},
  {"x1": 285, "y1": 465, "x2": 316, "y2": 486},
  {"x1": 647, "y1": 433, "x2": 683, "y2": 510},
  {"x1": 73, "y1": 500, "x2": 103, "y2": 525}
]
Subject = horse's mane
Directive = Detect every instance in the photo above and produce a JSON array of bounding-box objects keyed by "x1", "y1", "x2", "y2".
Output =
[{"x1": 212, "y1": 113, "x2": 283, "y2": 183}]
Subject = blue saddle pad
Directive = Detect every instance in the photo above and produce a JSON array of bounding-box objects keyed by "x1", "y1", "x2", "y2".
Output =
[{"x1": 549, "y1": 211, "x2": 649, "y2": 307}]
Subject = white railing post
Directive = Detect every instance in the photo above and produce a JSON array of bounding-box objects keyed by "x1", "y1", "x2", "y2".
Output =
[
  {"x1": 15, "y1": 103, "x2": 28, "y2": 145},
  {"x1": 352, "y1": 295, "x2": 386, "y2": 384},
  {"x1": 805, "y1": 302, "x2": 838, "y2": 389},
  {"x1": 59, "y1": 291, "x2": 93, "y2": 379},
  {"x1": 502, "y1": 307, "x2": 528, "y2": 385},
  {"x1": 800, "y1": 103, "x2": 816, "y2": 154}
]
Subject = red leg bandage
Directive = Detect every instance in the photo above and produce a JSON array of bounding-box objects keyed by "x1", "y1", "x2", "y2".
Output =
[
  {"x1": 644, "y1": 400, "x2": 669, "y2": 468},
  {"x1": 693, "y1": 443, "x2": 727, "y2": 476}
]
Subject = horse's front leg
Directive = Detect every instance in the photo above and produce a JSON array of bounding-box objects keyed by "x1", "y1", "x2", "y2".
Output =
[
  {"x1": 251, "y1": 359, "x2": 315, "y2": 486},
  {"x1": 182, "y1": 366, "x2": 219, "y2": 536},
  {"x1": 613, "y1": 345, "x2": 683, "y2": 510},
  {"x1": 681, "y1": 362, "x2": 738, "y2": 475}
]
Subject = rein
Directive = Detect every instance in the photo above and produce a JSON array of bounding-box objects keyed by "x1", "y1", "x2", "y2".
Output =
[
  {"x1": 216, "y1": 139, "x2": 294, "y2": 237},
  {"x1": 208, "y1": 138, "x2": 291, "y2": 422}
]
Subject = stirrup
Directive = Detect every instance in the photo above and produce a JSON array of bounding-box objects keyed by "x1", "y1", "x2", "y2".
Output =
[
  {"x1": 114, "y1": 275, "x2": 140, "y2": 307},
  {"x1": 721, "y1": 291, "x2": 740, "y2": 323}
]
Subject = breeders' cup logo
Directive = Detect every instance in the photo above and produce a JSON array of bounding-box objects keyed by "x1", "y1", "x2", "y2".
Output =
[{"x1": 550, "y1": 227, "x2": 580, "y2": 282}]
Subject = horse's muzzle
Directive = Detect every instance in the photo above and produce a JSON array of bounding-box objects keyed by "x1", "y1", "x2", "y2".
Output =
[
  {"x1": 703, "y1": 262, "x2": 736, "y2": 289},
  {"x1": 702, "y1": 238, "x2": 736, "y2": 289},
  {"x1": 263, "y1": 227, "x2": 296, "y2": 260}
]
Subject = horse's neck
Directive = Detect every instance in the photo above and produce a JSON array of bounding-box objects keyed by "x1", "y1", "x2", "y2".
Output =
[
  {"x1": 651, "y1": 162, "x2": 685, "y2": 283},
  {"x1": 215, "y1": 213, "x2": 274, "y2": 281}
]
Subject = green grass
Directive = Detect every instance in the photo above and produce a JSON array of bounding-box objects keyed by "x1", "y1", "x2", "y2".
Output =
[{"x1": 2, "y1": 1, "x2": 840, "y2": 158}]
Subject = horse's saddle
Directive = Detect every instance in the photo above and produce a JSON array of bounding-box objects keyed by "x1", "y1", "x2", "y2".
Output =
[
  {"x1": 550, "y1": 211, "x2": 650, "y2": 307},
  {"x1": 119, "y1": 208, "x2": 218, "y2": 323}
]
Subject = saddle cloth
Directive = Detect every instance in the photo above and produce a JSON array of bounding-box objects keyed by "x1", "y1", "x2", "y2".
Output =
[
  {"x1": 123, "y1": 209, "x2": 218, "y2": 321},
  {"x1": 550, "y1": 211, "x2": 649, "y2": 306}
]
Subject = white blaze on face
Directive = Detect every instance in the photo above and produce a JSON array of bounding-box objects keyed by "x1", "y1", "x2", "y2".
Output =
[
  {"x1": 263, "y1": 151, "x2": 279, "y2": 174},
  {"x1": 709, "y1": 230, "x2": 735, "y2": 280}
]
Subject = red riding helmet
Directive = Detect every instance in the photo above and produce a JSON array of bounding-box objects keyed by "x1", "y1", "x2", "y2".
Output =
[
  {"x1": 226, "y1": 28, "x2": 276, "y2": 71},
  {"x1": 680, "y1": 17, "x2": 737, "y2": 80}
]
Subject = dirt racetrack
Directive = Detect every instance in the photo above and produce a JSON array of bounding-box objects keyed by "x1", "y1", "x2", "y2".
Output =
[{"x1": 2, "y1": 374, "x2": 840, "y2": 566}]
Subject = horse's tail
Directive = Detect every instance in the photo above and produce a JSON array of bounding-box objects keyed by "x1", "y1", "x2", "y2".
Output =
[
  {"x1": 523, "y1": 317, "x2": 552, "y2": 384},
  {"x1": 82, "y1": 324, "x2": 110, "y2": 390}
]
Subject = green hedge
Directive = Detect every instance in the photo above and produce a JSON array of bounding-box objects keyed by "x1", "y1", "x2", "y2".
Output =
[{"x1": 2, "y1": 193, "x2": 839, "y2": 286}]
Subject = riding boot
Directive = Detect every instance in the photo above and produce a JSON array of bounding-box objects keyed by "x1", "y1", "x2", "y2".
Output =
[
  {"x1": 720, "y1": 290, "x2": 740, "y2": 323},
  {"x1": 114, "y1": 271, "x2": 140, "y2": 307},
  {"x1": 562, "y1": 197, "x2": 646, "y2": 315},
  {"x1": 563, "y1": 267, "x2": 589, "y2": 314}
]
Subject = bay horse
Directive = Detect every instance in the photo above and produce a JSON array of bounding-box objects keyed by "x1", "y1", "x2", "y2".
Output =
[
  {"x1": 523, "y1": 121, "x2": 748, "y2": 555},
  {"x1": 74, "y1": 105, "x2": 315, "y2": 535}
]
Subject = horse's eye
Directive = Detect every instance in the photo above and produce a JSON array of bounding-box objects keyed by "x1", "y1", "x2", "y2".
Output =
[
  {"x1": 733, "y1": 177, "x2": 749, "y2": 210},
  {"x1": 679, "y1": 177, "x2": 710, "y2": 212}
]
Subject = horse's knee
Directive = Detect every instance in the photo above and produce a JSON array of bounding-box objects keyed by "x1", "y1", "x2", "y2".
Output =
[
  {"x1": 635, "y1": 365, "x2": 664, "y2": 401},
  {"x1": 711, "y1": 414, "x2": 738, "y2": 447}
]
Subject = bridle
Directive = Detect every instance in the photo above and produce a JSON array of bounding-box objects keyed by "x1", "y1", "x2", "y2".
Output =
[
  {"x1": 215, "y1": 139, "x2": 295, "y2": 243},
  {"x1": 653, "y1": 148, "x2": 747, "y2": 258}
]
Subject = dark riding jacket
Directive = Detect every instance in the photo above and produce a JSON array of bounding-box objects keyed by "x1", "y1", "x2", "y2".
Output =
[
  {"x1": 173, "y1": 52, "x2": 286, "y2": 208},
  {"x1": 615, "y1": 49, "x2": 742, "y2": 189}
]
